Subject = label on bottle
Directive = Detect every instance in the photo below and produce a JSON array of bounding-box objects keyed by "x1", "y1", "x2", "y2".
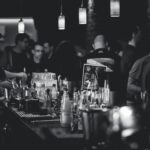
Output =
[
  {"x1": 60, "y1": 112, "x2": 72, "y2": 127},
  {"x1": 78, "y1": 117, "x2": 83, "y2": 131}
]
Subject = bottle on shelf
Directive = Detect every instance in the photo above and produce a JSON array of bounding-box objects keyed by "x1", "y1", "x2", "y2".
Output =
[
  {"x1": 60, "y1": 90, "x2": 72, "y2": 128},
  {"x1": 63, "y1": 78, "x2": 69, "y2": 90},
  {"x1": 4, "y1": 88, "x2": 9, "y2": 107},
  {"x1": 51, "y1": 84, "x2": 58, "y2": 100},
  {"x1": 103, "y1": 79, "x2": 110, "y2": 107},
  {"x1": 46, "y1": 88, "x2": 52, "y2": 113}
]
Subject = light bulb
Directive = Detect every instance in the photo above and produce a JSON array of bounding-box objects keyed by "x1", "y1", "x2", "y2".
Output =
[
  {"x1": 58, "y1": 15, "x2": 65, "y2": 30},
  {"x1": 18, "y1": 18, "x2": 25, "y2": 33},
  {"x1": 79, "y1": 8, "x2": 87, "y2": 24},
  {"x1": 110, "y1": 0, "x2": 120, "y2": 17}
]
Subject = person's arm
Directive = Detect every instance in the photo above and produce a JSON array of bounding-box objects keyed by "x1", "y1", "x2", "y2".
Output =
[
  {"x1": 127, "y1": 76, "x2": 141, "y2": 94},
  {"x1": 0, "y1": 80, "x2": 12, "y2": 89},
  {"x1": 4, "y1": 70, "x2": 27, "y2": 79},
  {"x1": 127, "y1": 60, "x2": 142, "y2": 94}
]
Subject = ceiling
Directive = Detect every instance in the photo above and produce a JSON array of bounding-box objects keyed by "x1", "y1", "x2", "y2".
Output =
[{"x1": 0, "y1": 0, "x2": 148, "y2": 45}]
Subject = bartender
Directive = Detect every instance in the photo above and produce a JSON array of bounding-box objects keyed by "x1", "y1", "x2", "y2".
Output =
[
  {"x1": 86, "y1": 34, "x2": 120, "y2": 86},
  {"x1": 86, "y1": 34, "x2": 123, "y2": 105}
]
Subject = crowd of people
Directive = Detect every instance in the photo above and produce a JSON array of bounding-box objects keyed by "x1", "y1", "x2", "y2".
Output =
[{"x1": 0, "y1": 25, "x2": 150, "y2": 106}]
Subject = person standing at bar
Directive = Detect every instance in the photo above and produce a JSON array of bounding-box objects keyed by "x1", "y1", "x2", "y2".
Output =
[
  {"x1": 120, "y1": 26, "x2": 142, "y2": 99},
  {"x1": 53, "y1": 40, "x2": 82, "y2": 95},
  {"x1": 0, "y1": 67, "x2": 27, "y2": 88},
  {"x1": 43, "y1": 41, "x2": 55, "y2": 72},
  {"x1": 26, "y1": 42, "x2": 47, "y2": 73},
  {"x1": 86, "y1": 34, "x2": 123, "y2": 105},
  {"x1": 4, "y1": 33, "x2": 29, "y2": 72},
  {"x1": 127, "y1": 53, "x2": 150, "y2": 104}
]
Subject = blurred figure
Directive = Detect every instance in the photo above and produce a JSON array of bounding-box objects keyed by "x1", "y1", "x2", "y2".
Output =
[
  {"x1": 53, "y1": 40, "x2": 81, "y2": 80},
  {"x1": 121, "y1": 26, "x2": 142, "y2": 94},
  {"x1": 73, "y1": 43, "x2": 87, "y2": 88},
  {"x1": 86, "y1": 34, "x2": 123, "y2": 105},
  {"x1": 0, "y1": 67, "x2": 27, "y2": 89},
  {"x1": 27, "y1": 42, "x2": 47, "y2": 73},
  {"x1": 53, "y1": 40, "x2": 83, "y2": 93},
  {"x1": 120, "y1": 26, "x2": 142, "y2": 103},
  {"x1": 43, "y1": 41, "x2": 55, "y2": 72},
  {"x1": 86, "y1": 34, "x2": 120, "y2": 83},
  {"x1": 25, "y1": 38, "x2": 35, "y2": 59},
  {"x1": 43, "y1": 41, "x2": 54, "y2": 59},
  {"x1": 87, "y1": 34, "x2": 120, "y2": 70},
  {"x1": 127, "y1": 54, "x2": 150, "y2": 104},
  {"x1": 127, "y1": 26, "x2": 150, "y2": 104},
  {"x1": 4, "y1": 33, "x2": 29, "y2": 72}
]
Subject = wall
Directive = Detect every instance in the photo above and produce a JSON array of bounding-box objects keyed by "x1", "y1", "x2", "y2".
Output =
[{"x1": 0, "y1": 18, "x2": 37, "y2": 51}]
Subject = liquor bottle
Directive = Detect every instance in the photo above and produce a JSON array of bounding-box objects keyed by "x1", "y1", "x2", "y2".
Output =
[
  {"x1": 60, "y1": 90, "x2": 72, "y2": 128},
  {"x1": 4, "y1": 88, "x2": 9, "y2": 107},
  {"x1": 46, "y1": 88, "x2": 52, "y2": 113},
  {"x1": 22, "y1": 67, "x2": 27, "y2": 86},
  {"x1": 71, "y1": 90, "x2": 80, "y2": 132},
  {"x1": 25, "y1": 87, "x2": 29, "y2": 99},
  {"x1": 51, "y1": 84, "x2": 58, "y2": 100},
  {"x1": 103, "y1": 80, "x2": 110, "y2": 107},
  {"x1": 77, "y1": 91, "x2": 87, "y2": 132},
  {"x1": 63, "y1": 78, "x2": 69, "y2": 90},
  {"x1": 30, "y1": 82, "x2": 37, "y2": 98}
]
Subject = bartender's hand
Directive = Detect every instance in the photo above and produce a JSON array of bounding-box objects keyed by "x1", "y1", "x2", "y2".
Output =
[
  {"x1": 17, "y1": 72, "x2": 27, "y2": 80},
  {"x1": 0, "y1": 80, "x2": 12, "y2": 89}
]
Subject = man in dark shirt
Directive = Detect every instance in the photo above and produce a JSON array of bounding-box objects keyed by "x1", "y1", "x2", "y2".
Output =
[
  {"x1": 5, "y1": 33, "x2": 29, "y2": 72},
  {"x1": 121, "y1": 27, "x2": 142, "y2": 99},
  {"x1": 27, "y1": 43, "x2": 47, "y2": 73},
  {"x1": 127, "y1": 55, "x2": 150, "y2": 103},
  {"x1": 43, "y1": 41, "x2": 55, "y2": 72}
]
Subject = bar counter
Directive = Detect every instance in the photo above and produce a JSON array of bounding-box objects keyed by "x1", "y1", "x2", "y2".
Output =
[{"x1": 0, "y1": 101, "x2": 84, "y2": 150}]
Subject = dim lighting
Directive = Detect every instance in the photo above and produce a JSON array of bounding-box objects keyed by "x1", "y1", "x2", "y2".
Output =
[
  {"x1": 18, "y1": 0, "x2": 25, "y2": 33},
  {"x1": 58, "y1": 0, "x2": 65, "y2": 30},
  {"x1": 18, "y1": 18, "x2": 25, "y2": 33},
  {"x1": 58, "y1": 14, "x2": 65, "y2": 30},
  {"x1": 119, "y1": 106, "x2": 135, "y2": 129},
  {"x1": 110, "y1": 0, "x2": 120, "y2": 17},
  {"x1": 79, "y1": 0, "x2": 87, "y2": 24}
]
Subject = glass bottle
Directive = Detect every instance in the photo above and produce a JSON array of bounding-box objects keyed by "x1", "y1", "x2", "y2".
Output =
[
  {"x1": 60, "y1": 90, "x2": 72, "y2": 128},
  {"x1": 51, "y1": 84, "x2": 58, "y2": 100},
  {"x1": 103, "y1": 80, "x2": 110, "y2": 107}
]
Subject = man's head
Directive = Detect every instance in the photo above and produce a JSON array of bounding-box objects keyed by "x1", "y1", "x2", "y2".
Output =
[
  {"x1": 92, "y1": 34, "x2": 107, "y2": 50},
  {"x1": 15, "y1": 33, "x2": 29, "y2": 51},
  {"x1": 32, "y1": 43, "x2": 44, "y2": 61},
  {"x1": 43, "y1": 41, "x2": 54, "y2": 55}
]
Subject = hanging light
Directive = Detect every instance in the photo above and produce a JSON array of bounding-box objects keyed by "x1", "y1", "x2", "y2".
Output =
[
  {"x1": 58, "y1": 14, "x2": 65, "y2": 30},
  {"x1": 18, "y1": 18, "x2": 25, "y2": 33},
  {"x1": 79, "y1": 0, "x2": 87, "y2": 24},
  {"x1": 110, "y1": 0, "x2": 120, "y2": 17},
  {"x1": 58, "y1": 0, "x2": 65, "y2": 30},
  {"x1": 18, "y1": 0, "x2": 25, "y2": 33}
]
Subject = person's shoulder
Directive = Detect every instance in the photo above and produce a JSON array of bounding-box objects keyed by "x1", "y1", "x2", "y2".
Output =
[
  {"x1": 134, "y1": 55, "x2": 149, "y2": 66},
  {"x1": 129, "y1": 55, "x2": 148, "y2": 73}
]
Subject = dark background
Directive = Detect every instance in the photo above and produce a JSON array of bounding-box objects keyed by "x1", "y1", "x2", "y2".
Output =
[{"x1": 0, "y1": 0, "x2": 148, "y2": 47}]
